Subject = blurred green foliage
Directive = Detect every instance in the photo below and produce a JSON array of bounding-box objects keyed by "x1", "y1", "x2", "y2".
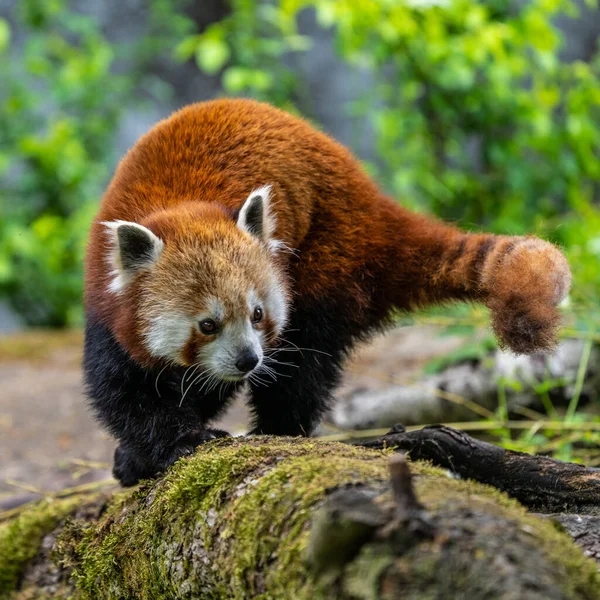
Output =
[
  {"x1": 0, "y1": 3, "x2": 123, "y2": 326},
  {"x1": 0, "y1": 0, "x2": 191, "y2": 326},
  {"x1": 1, "y1": 0, "x2": 599, "y2": 328},
  {"x1": 174, "y1": 0, "x2": 309, "y2": 106}
]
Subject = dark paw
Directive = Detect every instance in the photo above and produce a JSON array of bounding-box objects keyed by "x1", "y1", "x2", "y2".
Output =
[
  {"x1": 177, "y1": 427, "x2": 231, "y2": 445},
  {"x1": 173, "y1": 428, "x2": 232, "y2": 457},
  {"x1": 113, "y1": 446, "x2": 155, "y2": 487}
]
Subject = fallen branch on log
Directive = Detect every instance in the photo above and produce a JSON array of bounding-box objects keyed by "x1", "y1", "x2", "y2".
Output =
[
  {"x1": 359, "y1": 424, "x2": 600, "y2": 513},
  {"x1": 1, "y1": 437, "x2": 599, "y2": 599}
]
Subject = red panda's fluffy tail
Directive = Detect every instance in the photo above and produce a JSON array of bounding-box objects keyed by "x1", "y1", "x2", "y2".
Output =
[{"x1": 481, "y1": 237, "x2": 571, "y2": 354}]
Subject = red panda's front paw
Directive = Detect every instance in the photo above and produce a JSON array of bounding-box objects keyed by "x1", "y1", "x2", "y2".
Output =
[
  {"x1": 172, "y1": 428, "x2": 232, "y2": 459},
  {"x1": 484, "y1": 238, "x2": 571, "y2": 354}
]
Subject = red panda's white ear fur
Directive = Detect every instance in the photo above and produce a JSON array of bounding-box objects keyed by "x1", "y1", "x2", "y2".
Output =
[
  {"x1": 102, "y1": 220, "x2": 164, "y2": 293},
  {"x1": 236, "y1": 185, "x2": 276, "y2": 241}
]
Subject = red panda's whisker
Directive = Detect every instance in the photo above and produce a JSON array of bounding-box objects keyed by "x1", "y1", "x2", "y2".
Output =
[
  {"x1": 257, "y1": 364, "x2": 292, "y2": 379},
  {"x1": 189, "y1": 369, "x2": 210, "y2": 388},
  {"x1": 258, "y1": 365, "x2": 278, "y2": 381},
  {"x1": 184, "y1": 365, "x2": 208, "y2": 391},
  {"x1": 263, "y1": 368, "x2": 292, "y2": 380},
  {"x1": 180, "y1": 369, "x2": 212, "y2": 406},
  {"x1": 206, "y1": 374, "x2": 222, "y2": 395},
  {"x1": 263, "y1": 356, "x2": 299, "y2": 368},
  {"x1": 154, "y1": 364, "x2": 170, "y2": 399},
  {"x1": 196, "y1": 372, "x2": 216, "y2": 396},
  {"x1": 248, "y1": 373, "x2": 270, "y2": 388},
  {"x1": 181, "y1": 364, "x2": 199, "y2": 396},
  {"x1": 261, "y1": 363, "x2": 296, "y2": 377},
  {"x1": 287, "y1": 347, "x2": 332, "y2": 357},
  {"x1": 261, "y1": 372, "x2": 277, "y2": 382},
  {"x1": 180, "y1": 367, "x2": 210, "y2": 406},
  {"x1": 218, "y1": 381, "x2": 231, "y2": 404},
  {"x1": 267, "y1": 345, "x2": 332, "y2": 357},
  {"x1": 267, "y1": 342, "x2": 303, "y2": 358},
  {"x1": 179, "y1": 377, "x2": 197, "y2": 407}
]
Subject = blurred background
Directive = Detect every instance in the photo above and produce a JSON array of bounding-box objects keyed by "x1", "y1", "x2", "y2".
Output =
[{"x1": 1, "y1": 0, "x2": 599, "y2": 501}]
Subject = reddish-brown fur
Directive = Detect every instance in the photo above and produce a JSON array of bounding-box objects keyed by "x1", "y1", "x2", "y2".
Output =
[{"x1": 86, "y1": 98, "x2": 571, "y2": 361}]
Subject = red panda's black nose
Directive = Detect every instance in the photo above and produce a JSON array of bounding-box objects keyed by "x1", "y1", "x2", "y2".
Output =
[{"x1": 235, "y1": 349, "x2": 259, "y2": 373}]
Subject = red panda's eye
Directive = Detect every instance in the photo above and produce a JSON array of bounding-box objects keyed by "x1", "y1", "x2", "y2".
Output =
[
  {"x1": 252, "y1": 307, "x2": 263, "y2": 323},
  {"x1": 199, "y1": 319, "x2": 218, "y2": 335}
]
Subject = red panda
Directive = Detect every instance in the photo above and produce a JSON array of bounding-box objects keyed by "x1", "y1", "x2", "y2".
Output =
[{"x1": 84, "y1": 98, "x2": 571, "y2": 485}]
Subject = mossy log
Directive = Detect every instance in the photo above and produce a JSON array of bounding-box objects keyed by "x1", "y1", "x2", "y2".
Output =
[{"x1": 2, "y1": 438, "x2": 600, "y2": 600}]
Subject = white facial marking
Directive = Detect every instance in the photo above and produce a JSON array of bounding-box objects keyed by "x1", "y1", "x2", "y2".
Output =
[
  {"x1": 204, "y1": 297, "x2": 225, "y2": 323},
  {"x1": 247, "y1": 289, "x2": 260, "y2": 313},
  {"x1": 265, "y1": 273, "x2": 289, "y2": 335},
  {"x1": 144, "y1": 313, "x2": 193, "y2": 362}
]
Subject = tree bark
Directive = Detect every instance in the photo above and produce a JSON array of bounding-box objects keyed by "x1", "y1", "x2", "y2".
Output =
[{"x1": 1, "y1": 437, "x2": 599, "y2": 600}]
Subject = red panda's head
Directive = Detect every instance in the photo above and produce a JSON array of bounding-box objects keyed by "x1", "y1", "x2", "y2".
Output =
[{"x1": 102, "y1": 186, "x2": 290, "y2": 381}]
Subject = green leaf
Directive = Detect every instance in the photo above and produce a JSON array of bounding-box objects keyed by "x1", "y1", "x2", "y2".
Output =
[
  {"x1": 223, "y1": 66, "x2": 250, "y2": 93},
  {"x1": 315, "y1": 2, "x2": 336, "y2": 28},
  {"x1": 173, "y1": 35, "x2": 202, "y2": 62},
  {"x1": 250, "y1": 69, "x2": 274, "y2": 91},
  {"x1": 0, "y1": 253, "x2": 12, "y2": 283},
  {"x1": 195, "y1": 38, "x2": 230, "y2": 74}
]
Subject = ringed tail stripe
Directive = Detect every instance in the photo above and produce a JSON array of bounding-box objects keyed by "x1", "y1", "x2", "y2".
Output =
[
  {"x1": 450, "y1": 235, "x2": 523, "y2": 292},
  {"x1": 468, "y1": 237, "x2": 496, "y2": 288},
  {"x1": 447, "y1": 238, "x2": 467, "y2": 266}
]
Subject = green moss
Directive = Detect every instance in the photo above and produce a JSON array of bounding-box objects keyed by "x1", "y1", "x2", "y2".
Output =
[
  {"x1": 215, "y1": 451, "x2": 388, "y2": 598},
  {"x1": 0, "y1": 497, "x2": 80, "y2": 599},
  {"x1": 342, "y1": 546, "x2": 396, "y2": 600}
]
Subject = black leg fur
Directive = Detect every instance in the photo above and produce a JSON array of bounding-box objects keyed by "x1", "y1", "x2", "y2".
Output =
[
  {"x1": 83, "y1": 314, "x2": 240, "y2": 486},
  {"x1": 249, "y1": 299, "x2": 381, "y2": 436}
]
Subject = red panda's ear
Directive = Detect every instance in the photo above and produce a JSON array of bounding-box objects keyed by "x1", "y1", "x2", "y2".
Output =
[
  {"x1": 102, "y1": 221, "x2": 164, "y2": 293},
  {"x1": 236, "y1": 185, "x2": 275, "y2": 241}
]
